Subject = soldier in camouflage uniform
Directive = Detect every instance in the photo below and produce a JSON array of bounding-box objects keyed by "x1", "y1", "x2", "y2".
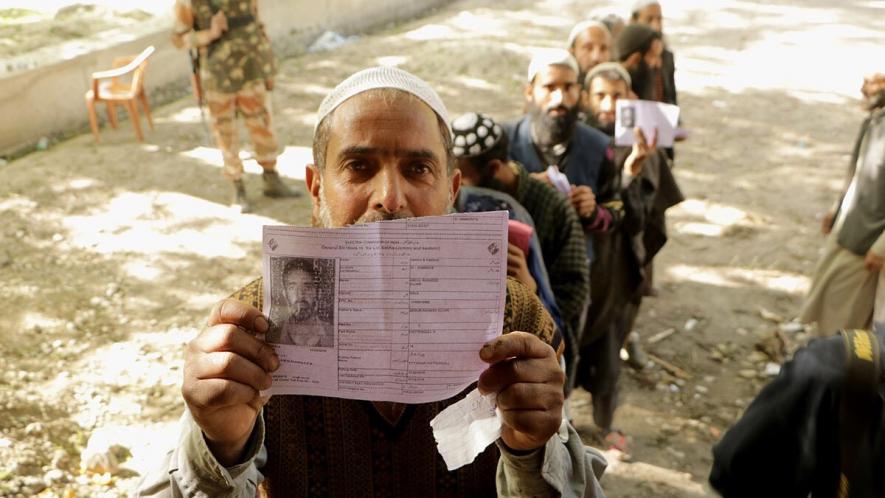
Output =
[{"x1": 173, "y1": 0, "x2": 299, "y2": 213}]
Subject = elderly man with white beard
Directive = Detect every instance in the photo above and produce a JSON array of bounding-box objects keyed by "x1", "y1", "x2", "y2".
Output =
[{"x1": 136, "y1": 67, "x2": 606, "y2": 498}]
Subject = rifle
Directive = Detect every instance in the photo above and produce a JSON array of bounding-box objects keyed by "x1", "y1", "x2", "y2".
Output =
[
  {"x1": 188, "y1": 48, "x2": 203, "y2": 106},
  {"x1": 187, "y1": 47, "x2": 212, "y2": 146}
]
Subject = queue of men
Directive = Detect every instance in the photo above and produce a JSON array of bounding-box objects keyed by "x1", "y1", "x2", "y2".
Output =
[
  {"x1": 138, "y1": 0, "x2": 885, "y2": 497},
  {"x1": 137, "y1": 1, "x2": 690, "y2": 496},
  {"x1": 139, "y1": 0, "x2": 696, "y2": 497},
  {"x1": 130, "y1": 0, "x2": 885, "y2": 495}
]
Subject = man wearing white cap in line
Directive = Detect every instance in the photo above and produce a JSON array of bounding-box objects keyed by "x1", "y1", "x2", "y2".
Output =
[
  {"x1": 506, "y1": 49, "x2": 614, "y2": 265},
  {"x1": 136, "y1": 66, "x2": 607, "y2": 497},
  {"x1": 575, "y1": 63, "x2": 684, "y2": 450},
  {"x1": 567, "y1": 20, "x2": 613, "y2": 86}
]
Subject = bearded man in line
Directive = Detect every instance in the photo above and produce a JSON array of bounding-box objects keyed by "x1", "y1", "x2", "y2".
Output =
[
  {"x1": 506, "y1": 51, "x2": 638, "y2": 393},
  {"x1": 630, "y1": 0, "x2": 678, "y2": 108},
  {"x1": 136, "y1": 66, "x2": 607, "y2": 497},
  {"x1": 451, "y1": 111, "x2": 591, "y2": 395},
  {"x1": 506, "y1": 50, "x2": 613, "y2": 258}
]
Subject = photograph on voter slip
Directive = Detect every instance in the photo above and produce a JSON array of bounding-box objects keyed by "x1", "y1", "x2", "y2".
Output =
[
  {"x1": 267, "y1": 256, "x2": 337, "y2": 348},
  {"x1": 620, "y1": 104, "x2": 636, "y2": 129}
]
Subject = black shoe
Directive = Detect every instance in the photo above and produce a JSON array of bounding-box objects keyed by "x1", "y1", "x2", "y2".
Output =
[
  {"x1": 232, "y1": 180, "x2": 253, "y2": 213},
  {"x1": 262, "y1": 170, "x2": 301, "y2": 198}
]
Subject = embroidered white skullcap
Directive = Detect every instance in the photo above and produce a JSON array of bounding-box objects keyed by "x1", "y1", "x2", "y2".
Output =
[
  {"x1": 567, "y1": 20, "x2": 611, "y2": 48},
  {"x1": 631, "y1": 0, "x2": 660, "y2": 14},
  {"x1": 585, "y1": 61, "x2": 632, "y2": 89},
  {"x1": 315, "y1": 66, "x2": 449, "y2": 131},
  {"x1": 527, "y1": 49, "x2": 580, "y2": 83},
  {"x1": 451, "y1": 112, "x2": 504, "y2": 158}
]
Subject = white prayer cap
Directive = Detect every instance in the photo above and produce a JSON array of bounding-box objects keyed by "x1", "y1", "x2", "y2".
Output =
[
  {"x1": 584, "y1": 61, "x2": 632, "y2": 89},
  {"x1": 567, "y1": 20, "x2": 611, "y2": 48},
  {"x1": 315, "y1": 66, "x2": 449, "y2": 130},
  {"x1": 527, "y1": 49, "x2": 580, "y2": 83},
  {"x1": 631, "y1": 0, "x2": 660, "y2": 14}
]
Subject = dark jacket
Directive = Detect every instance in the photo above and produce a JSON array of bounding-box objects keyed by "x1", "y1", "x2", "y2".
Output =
[
  {"x1": 710, "y1": 323, "x2": 885, "y2": 498},
  {"x1": 504, "y1": 115, "x2": 610, "y2": 261},
  {"x1": 661, "y1": 48, "x2": 677, "y2": 107}
]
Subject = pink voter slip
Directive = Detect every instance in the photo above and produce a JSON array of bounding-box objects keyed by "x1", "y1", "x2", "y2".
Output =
[{"x1": 507, "y1": 219, "x2": 533, "y2": 255}]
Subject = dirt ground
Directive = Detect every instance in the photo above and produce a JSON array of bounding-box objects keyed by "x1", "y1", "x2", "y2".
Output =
[
  {"x1": 0, "y1": 3, "x2": 168, "y2": 74},
  {"x1": 0, "y1": 0, "x2": 882, "y2": 496}
]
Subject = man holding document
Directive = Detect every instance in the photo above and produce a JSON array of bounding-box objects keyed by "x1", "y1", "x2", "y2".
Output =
[
  {"x1": 574, "y1": 62, "x2": 683, "y2": 447},
  {"x1": 136, "y1": 67, "x2": 606, "y2": 497}
]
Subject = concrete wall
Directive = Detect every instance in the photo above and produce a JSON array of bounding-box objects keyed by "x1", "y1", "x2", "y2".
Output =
[{"x1": 0, "y1": 0, "x2": 451, "y2": 157}]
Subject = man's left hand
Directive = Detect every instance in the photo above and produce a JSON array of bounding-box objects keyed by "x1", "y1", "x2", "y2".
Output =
[
  {"x1": 865, "y1": 250, "x2": 885, "y2": 272},
  {"x1": 478, "y1": 332, "x2": 565, "y2": 452}
]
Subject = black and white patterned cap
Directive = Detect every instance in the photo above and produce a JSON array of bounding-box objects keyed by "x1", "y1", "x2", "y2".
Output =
[{"x1": 450, "y1": 112, "x2": 503, "y2": 158}]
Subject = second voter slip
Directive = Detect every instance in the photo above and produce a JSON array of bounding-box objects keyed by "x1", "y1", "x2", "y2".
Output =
[{"x1": 261, "y1": 211, "x2": 508, "y2": 403}]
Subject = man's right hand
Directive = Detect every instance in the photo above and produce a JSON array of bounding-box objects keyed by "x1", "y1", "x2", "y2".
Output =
[
  {"x1": 865, "y1": 250, "x2": 885, "y2": 272},
  {"x1": 209, "y1": 11, "x2": 228, "y2": 41},
  {"x1": 182, "y1": 299, "x2": 279, "y2": 466},
  {"x1": 570, "y1": 185, "x2": 597, "y2": 219}
]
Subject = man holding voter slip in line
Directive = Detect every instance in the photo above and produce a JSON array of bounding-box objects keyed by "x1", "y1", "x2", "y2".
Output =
[{"x1": 136, "y1": 67, "x2": 606, "y2": 497}]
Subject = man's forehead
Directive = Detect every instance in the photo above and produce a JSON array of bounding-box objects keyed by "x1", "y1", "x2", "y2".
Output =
[
  {"x1": 286, "y1": 268, "x2": 312, "y2": 278},
  {"x1": 536, "y1": 65, "x2": 578, "y2": 85},
  {"x1": 328, "y1": 93, "x2": 443, "y2": 151},
  {"x1": 580, "y1": 26, "x2": 611, "y2": 43},
  {"x1": 591, "y1": 77, "x2": 628, "y2": 93},
  {"x1": 333, "y1": 91, "x2": 434, "y2": 122}
]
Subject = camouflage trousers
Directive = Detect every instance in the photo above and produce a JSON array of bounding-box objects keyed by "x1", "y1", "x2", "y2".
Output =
[{"x1": 205, "y1": 79, "x2": 279, "y2": 181}]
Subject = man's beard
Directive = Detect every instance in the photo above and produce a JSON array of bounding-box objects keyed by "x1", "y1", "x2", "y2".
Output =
[
  {"x1": 529, "y1": 102, "x2": 580, "y2": 147},
  {"x1": 586, "y1": 112, "x2": 615, "y2": 136},
  {"x1": 290, "y1": 299, "x2": 315, "y2": 321},
  {"x1": 865, "y1": 89, "x2": 885, "y2": 111}
]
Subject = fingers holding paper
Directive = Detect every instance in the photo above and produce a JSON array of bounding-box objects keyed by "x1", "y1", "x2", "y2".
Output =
[
  {"x1": 506, "y1": 244, "x2": 537, "y2": 294},
  {"x1": 625, "y1": 126, "x2": 655, "y2": 177},
  {"x1": 570, "y1": 185, "x2": 597, "y2": 219},
  {"x1": 182, "y1": 298, "x2": 279, "y2": 465},
  {"x1": 477, "y1": 332, "x2": 565, "y2": 451}
]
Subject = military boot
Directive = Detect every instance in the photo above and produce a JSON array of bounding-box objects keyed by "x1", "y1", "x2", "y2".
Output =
[
  {"x1": 232, "y1": 180, "x2": 253, "y2": 213},
  {"x1": 262, "y1": 170, "x2": 301, "y2": 198}
]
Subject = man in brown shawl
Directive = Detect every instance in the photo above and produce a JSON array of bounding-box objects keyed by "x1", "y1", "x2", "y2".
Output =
[{"x1": 136, "y1": 67, "x2": 606, "y2": 497}]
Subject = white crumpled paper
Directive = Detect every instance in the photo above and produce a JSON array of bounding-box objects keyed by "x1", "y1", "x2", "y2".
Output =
[{"x1": 430, "y1": 388, "x2": 502, "y2": 471}]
